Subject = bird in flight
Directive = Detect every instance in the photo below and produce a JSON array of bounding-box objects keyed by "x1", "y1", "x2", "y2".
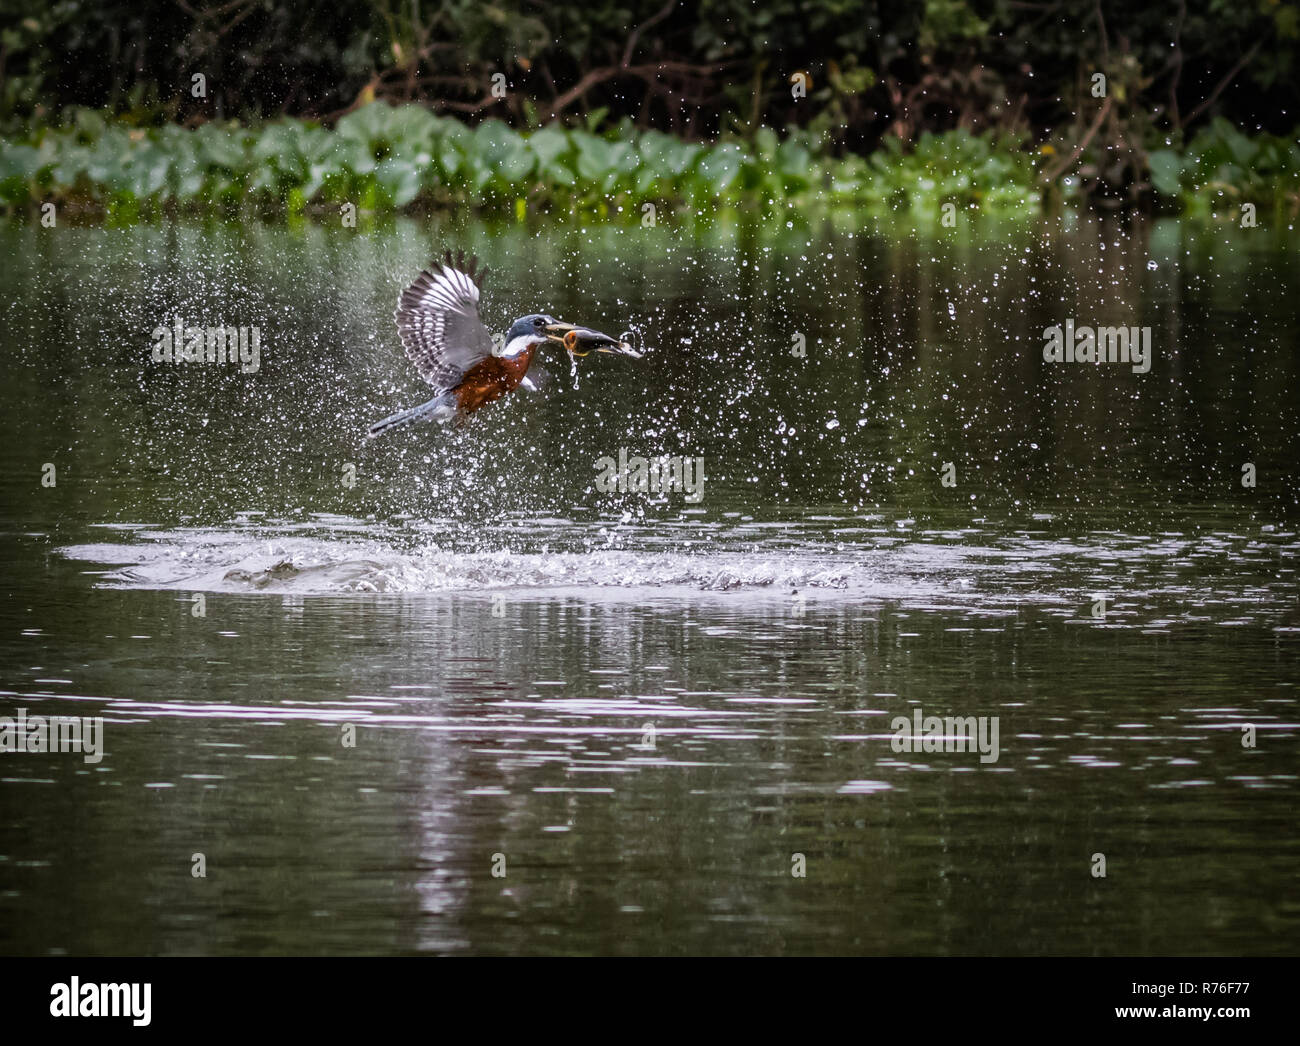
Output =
[{"x1": 367, "y1": 251, "x2": 640, "y2": 438}]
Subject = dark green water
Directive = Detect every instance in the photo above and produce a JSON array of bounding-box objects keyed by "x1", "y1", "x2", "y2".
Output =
[{"x1": 0, "y1": 213, "x2": 1297, "y2": 955}]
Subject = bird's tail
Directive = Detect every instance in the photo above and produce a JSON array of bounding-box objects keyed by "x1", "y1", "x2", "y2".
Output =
[{"x1": 366, "y1": 392, "x2": 458, "y2": 438}]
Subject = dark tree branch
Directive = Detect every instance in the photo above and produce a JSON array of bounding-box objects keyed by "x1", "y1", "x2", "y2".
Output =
[
  {"x1": 1183, "y1": 38, "x2": 1263, "y2": 128},
  {"x1": 1041, "y1": 93, "x2": 1113, "y2": 183},
  {"x1": 622, "y1": 0, "x2": 678, "y2": 68},
  {"x1": 1168, "y1": 0, "x2": 1186, "y2": 129}
]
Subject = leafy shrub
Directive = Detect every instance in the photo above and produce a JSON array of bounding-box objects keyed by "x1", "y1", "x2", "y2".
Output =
[
  {"x1": 1148, "y1": 119, "x2": 1300, "y2": 217},
  {"x1": 1, "y1": 103, "x2": 1291, "y2": 221}
]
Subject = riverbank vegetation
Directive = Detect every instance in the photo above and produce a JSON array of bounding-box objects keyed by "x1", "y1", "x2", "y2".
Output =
[
  {"x1": 1, "y1": 1, "x2": 1297, "y2": 220},
  {"x1": 1, "y1": 104, "x2": 1295, "y2": 222}
]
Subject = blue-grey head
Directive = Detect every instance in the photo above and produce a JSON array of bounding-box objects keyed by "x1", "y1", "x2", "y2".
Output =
[{"x1": 504, "y1": 314, "x2": 642, "y2": 358}]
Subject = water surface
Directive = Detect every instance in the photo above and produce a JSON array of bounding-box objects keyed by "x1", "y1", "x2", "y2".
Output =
[{"x1": 1, "y1": 214, "x2": 1297, "y2": 955}]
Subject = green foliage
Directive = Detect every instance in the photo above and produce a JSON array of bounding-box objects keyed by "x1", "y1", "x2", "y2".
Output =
[
  {"x1": 1148, "y1": 119, "x2": 1300, "y2": 215},
  {"x1": 1, "y1": 0, "x2": 1297, "y2": 152},
  {"x1": 855, "y1": 131, "x2": 1041, "y2": 213},
  {"x1": 919, "y1": 0, "x2": 990, "y2": 52},
  {"x1": 0, "y1": 104, "x2": 1292, "y2": 221}
]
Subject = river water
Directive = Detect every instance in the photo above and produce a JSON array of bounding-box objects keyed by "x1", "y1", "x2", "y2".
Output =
[{"x1": 0, "y1": 213, "x2": 1296, "y2": 954}]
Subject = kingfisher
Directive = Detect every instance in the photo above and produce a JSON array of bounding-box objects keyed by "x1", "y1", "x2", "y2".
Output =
[{"x1": 367, "y1": 251, "x2": 640, "y2": 438}]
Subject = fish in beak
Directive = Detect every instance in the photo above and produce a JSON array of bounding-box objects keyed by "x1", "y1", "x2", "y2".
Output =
[{"x1": 544, "y1": 321, "x2": 643, "y2": 358}]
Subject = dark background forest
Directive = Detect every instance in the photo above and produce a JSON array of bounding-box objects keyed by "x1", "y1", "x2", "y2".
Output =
[{"x1": 3, "y1": 0, "x2": 1294, "y2": 144}]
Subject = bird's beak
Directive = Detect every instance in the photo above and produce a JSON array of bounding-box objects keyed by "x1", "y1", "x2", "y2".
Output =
[{"x1": 544, "y1": 321, "x2": 642, "y2": 358}]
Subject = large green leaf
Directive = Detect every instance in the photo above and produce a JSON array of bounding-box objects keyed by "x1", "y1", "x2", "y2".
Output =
[
  {"x1": 527, "y1": 126, "x2": 571, "y2": 169},
  {"x1": 696, "y1": 144, "x2": 742, "y2": 193},
  {"x1": 1147, "y1": 150, "x2": 1183, "y2": 196},
  {"x1": 374, "y1": 157, "x2": 421, "y2": 206}
]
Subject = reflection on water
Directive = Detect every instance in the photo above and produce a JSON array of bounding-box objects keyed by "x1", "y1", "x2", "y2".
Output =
[{"x1": 0, "y1": 213, "x2": 1297, "y2": 955}]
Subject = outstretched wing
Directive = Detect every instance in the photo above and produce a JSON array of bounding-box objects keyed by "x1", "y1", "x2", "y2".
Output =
[{"x1": 394, "y1": 250, "x2": 495, "y2": 391}]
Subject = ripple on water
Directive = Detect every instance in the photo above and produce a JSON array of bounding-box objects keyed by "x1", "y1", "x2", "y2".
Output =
[{"x1": 57, "y1": 519, "x2": 1300, "y2": 635}]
